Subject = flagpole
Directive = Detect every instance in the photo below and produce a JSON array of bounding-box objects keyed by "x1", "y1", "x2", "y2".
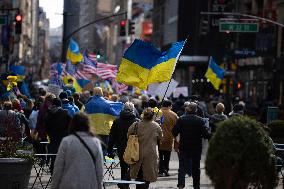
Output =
[{"x1": 154, "y1": 35, "x2": 190, "y2": 120}]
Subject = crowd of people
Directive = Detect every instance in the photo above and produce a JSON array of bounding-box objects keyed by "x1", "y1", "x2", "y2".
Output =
[{"x1": 0, "y1": 82, "x2": 283, "y2": 189}]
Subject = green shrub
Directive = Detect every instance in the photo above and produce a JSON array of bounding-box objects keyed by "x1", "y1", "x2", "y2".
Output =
[
  {"x1": 268, "y1": 120, "x2": 284, "y2": 143},
  {"x1": 205, "y1": 116, "x2": 278, "y2": 189}
]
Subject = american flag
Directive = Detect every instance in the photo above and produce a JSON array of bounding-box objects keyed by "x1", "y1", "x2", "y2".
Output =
[
  {"x1": 87, "y1": 52, "x2": 97, "y2": 61},
  {"x1": 112, "y1": 79, "x2": 128, "y2": 94},
  {"x1": 83, "y1": 52, "x2": 118, "y2": 80},
  {"x1": 49, "y1": 62, "x2": 66, "y2": 87},
  {"x1": 96, "y1": 62, "x2": 117, "y2": 80},
  {"x1": 50, "y1": 52, "x2": 119, "y2": 84},
  {"x1": 83, "y1": 52, "x2": 97, "y2": 67}
]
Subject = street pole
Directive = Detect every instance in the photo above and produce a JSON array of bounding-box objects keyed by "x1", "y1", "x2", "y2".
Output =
[
  {"x1": 126, "y1": 0, "x2": 132, "y2": 44},
  {"x1": 61, "y1": 11, "x2": 68, "y2": 62},
  {"x1": 61, "y1": 11, "x2": 127, "y2": 62}
]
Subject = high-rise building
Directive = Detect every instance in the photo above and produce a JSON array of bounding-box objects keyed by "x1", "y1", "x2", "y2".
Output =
[
  {"x1": 0, "y1": 0, "x2": 49, "y2": 79},
  {"x1": 153, "y1": 0, "x2": 283, "y2": 103},
  {"x1": 63, "y1": 0, "x2": 98, "y2": 57}
]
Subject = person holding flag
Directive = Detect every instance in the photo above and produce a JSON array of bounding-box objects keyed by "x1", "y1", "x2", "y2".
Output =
[{"x1": 63, "y1": 78, "x2": 76, "y2": 95}]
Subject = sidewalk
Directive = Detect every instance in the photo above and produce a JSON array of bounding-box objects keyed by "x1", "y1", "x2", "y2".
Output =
[{"x1": 28, "y1": 141, "x2": 284, "y2": 189}]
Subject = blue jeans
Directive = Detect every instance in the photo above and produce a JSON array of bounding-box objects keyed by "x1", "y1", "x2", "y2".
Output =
[{"x1": 178, "y1": 151, "x2": 201, "y2": 189}]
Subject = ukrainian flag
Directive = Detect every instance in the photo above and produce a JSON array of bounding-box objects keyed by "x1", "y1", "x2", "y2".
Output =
[
  {"x1": 205, "y1": 57, "x2": 225, "y2": 90},
  {"x1": 66, "y1": 39, "x2": 83, "y2": 64},
  {"x1": 85, "y1": 96, "x2": 123, "y2": 135},
  {"x1": 117, "y1": 39, "x2": 185, "y2": 90}
]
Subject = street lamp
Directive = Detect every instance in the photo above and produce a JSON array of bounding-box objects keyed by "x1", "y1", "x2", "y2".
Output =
[{"x1": 61, "y1": 11, "x2": 127, "y2": 62}]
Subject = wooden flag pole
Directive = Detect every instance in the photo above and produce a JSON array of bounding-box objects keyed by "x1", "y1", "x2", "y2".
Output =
[{"x1": 153, "y1": 36, "x2": 190, "y2": 121}]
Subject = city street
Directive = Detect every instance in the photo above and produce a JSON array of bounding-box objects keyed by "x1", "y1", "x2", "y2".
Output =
[
  {"x1": 1, "y1": 1, "x2": 284, "y2": 189},
  {"x1": 28, "y1": 142, "x2": 213, "y2": 189},
  {"x1": 28, "y1": 141, "x2": 284, "y2": 189}
]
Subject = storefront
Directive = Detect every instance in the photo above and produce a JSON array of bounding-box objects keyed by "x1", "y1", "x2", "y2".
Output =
[{"x1": 236, "y1": 57, "x2": 275, "y2": 102}]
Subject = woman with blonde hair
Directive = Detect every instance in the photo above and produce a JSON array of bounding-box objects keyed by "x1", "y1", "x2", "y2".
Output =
[
  {"x1": 209, "y1": 103, "x2": 228, "y2": 133},
  {"x1": 128, "y1": 107, "x2": 163, "y2": 189}
]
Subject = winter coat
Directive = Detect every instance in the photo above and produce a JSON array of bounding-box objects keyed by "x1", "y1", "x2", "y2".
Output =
[
  {"x1": 107, "y1": 109, "x2": 140, "y2": 158},
  {"x1": 36, "y1": 100, "x2": 53, "y2": 140},
  {"x1": 29, "y1": 110, "x2": 38, "y2": 130},
  {"x1": 51, "y1": 132, "x2": 104, "y2": 189},
  {"x1": 128, "y1": 120, "x2": 162, "y2": 182},
  {"x1": 172, "y1": 113, "x2": 211, "y2": 153},
  {"x1": 45, "y1": 106, "x2": 71, "y2": 149},
  {"x1": 209, "y1": 113, "x2": 228, "y2": 133},
  {"x1": 159, "y1": 108, "x2": 178, "y2": 151},
  {"x1": 74, "y1": 100, "x2": 84, "y2": 111},
  {"x1": 62, "y1": 99, "x2": 78, "y2": 117},
  {"x1": 63, "y1": 84, "x2": 76, "y2": 94},
  {"x1": 0, "y1": 110, "x2": 21, "y2": 140}
]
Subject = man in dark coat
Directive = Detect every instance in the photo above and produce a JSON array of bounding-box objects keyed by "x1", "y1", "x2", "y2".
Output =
[
  {"x1": 172, "y1": 102, "x2": 211, "y2": 189},
  {"x1": 107, "y1": 102, "x2": 139, "y2": 189},
  {"x1": 45, "y1": 98, "x2": 71, "y2": 172}
]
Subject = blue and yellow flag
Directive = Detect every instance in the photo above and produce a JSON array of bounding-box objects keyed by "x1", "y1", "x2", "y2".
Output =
[
  {"x1": 66, "y1": 39, "x2": 83, "y2": 64},
  {"x1": 205, "y1": 57, "x2": 225, "y2": 90},
  {"x1": 117, "y1": 39, "x2": 185, "y2": 90},
  {"x1": 85, "y1": 96, "x2": 123, "y2": 135}
]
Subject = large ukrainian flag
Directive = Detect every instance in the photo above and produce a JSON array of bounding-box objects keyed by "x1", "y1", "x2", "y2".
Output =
[
  {"x1": 117, "y1": 39, "x2": 185, "y2": 90},
  {"x1": 66, "y1": 39, "x2": 83, "y2": 64},
  {"x1": 85, "y1": 96, "x2": 123, "y2": 135},
  {"x1": 205, "y1": 57, "x2": 225, "y2": 90}
]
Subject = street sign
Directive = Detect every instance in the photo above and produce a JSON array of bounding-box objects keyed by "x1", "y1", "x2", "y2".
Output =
[{"x1": 219, "y1": 22, "x2": 259, "y2": 32}]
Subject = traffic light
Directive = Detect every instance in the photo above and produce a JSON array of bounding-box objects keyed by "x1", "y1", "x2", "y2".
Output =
[
  {"x1": 15, "y1": 14, "x2": 22, "y2": 34},
  {"x1": 96, "y1": 51, "x2": 101, "y2": 59},
  {"x1": 128, "y1": 20, "x2": 135, "y2": 35},
  {"x1": 119, "y1": 20, "x2": 126, "y2": 36},
  {"x1": 237, "y1": 81, "x2": 241, "y2": 89}
]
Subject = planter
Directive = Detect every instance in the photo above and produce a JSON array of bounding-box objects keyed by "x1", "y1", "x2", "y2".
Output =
[{"x1": 0, "y1": 158, "x2": 32, "y2": 189}]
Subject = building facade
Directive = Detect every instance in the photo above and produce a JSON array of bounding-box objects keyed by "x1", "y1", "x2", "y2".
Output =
[
  {"x1": 153, "y1": 0, "x2": 284, "y2": 104},
  {"x1": 63, "y1": 0, "x2": 153, "y2": 66},
  {"x1": 0, "y1": 0, "x2": 49, "y2": 79}
]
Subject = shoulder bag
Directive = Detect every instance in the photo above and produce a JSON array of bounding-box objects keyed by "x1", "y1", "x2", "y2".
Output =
[{"x1": 123, "y1": 122, "x2": 139, "y2": 164}]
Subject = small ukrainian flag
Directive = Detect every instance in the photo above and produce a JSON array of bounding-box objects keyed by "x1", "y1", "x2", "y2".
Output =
[
  {"x1": 66, "y1": 39, "x2": 83, "y2": 64},
  {"x1": 205, "y1": 57, "x2": 225, "y2": 90},
  {"x1": 117, "y1": 39, "x2": 185, "y2": 90}
]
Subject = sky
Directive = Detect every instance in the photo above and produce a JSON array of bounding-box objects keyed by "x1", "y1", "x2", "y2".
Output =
[{"x1": 39, "y1": 0, "x2": 64, "y2": 28}]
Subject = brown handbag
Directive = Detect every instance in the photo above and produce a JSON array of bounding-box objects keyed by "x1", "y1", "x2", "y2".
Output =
[{"x1": 123, "y1": 122, "x2": 139, "y2": 164}]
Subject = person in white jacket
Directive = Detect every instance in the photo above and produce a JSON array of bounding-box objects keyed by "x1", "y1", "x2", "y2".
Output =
[{"x1": 51, "y1": 112, "x2": 104, "y2": 189}]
